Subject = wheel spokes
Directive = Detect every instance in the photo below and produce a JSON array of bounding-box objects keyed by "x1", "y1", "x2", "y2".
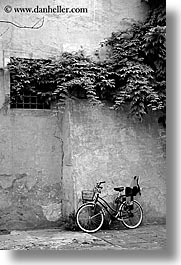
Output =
[
  {"x1": 121, "y1": 201, "x2": 143, "y2": 228},
  {"x1": 77, "y1": 204, "x2": 104, "y2": 232}
]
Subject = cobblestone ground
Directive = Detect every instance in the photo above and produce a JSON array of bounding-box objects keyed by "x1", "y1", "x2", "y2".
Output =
[
  {"x1": 95, "y1": 224, "x2": 167, "y2": 250},
  {"x1": 0, "y1": 224, "x2": 166, "y2": 250}
]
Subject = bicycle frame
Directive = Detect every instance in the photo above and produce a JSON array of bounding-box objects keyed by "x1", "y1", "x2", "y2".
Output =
[
  {"x1": 82, "y1": 178, "x2": 142, "y2": 220},
  {"x1": 77, "y1": 180, "x2": 143, "y2": 233},
  {"x1": 93, "y1": 193, "x2": 124, "y2": 219}
]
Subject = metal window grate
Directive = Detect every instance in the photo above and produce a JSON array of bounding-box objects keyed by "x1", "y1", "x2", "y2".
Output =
[{"x1": 10, "y1": 91, "x2": 50, "y2": 109}]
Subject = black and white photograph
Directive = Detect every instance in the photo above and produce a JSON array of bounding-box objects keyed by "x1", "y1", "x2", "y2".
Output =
[{"x1": 0, "y1": 0, "x2": 173, "y2": 260}]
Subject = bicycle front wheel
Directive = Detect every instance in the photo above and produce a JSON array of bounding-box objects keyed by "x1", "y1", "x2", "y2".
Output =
[
  {"x1": 120, "y1": 200, "x2": 143, "y2": 229},
  {"x1": 76, "y1": 203, "x2": 104, "y2": 233}
]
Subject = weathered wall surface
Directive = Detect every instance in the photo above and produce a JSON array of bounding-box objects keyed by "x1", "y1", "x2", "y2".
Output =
[
  {"x1": 0, "y1": 109, "x2": 63, "y2": 230},
  {"x1": 0, "y1": 0, "x2": 149, "y2": 65},
  {"x1": 0, "y1": 99, "x2": 166, "y2": 229},
  {"x1": 0, "y1": 0, "x2": 166, "y2": 228},
  {"x1": 68, "y1": 100, "x2": 166, "y2": 224}
]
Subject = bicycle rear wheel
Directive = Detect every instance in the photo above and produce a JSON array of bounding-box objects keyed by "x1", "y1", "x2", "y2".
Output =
[
  {"x1": 120, "y1": 200, "x2": 143, "y2": 229},
  {"x1": 76, "y1": 203, "x2": 104, "y2": 233}
]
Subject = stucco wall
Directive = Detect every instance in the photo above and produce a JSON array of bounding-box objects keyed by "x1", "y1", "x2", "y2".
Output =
[
  {"x1": 0, "y1": 0, "x2": 166, "y2": 229},
  {"x1": 0, "y1": 0, "x2": 149, "y2": 65},
  {"x1": 0, "y1": 109, "x2": 63, "y2": 230},
  {"x1": 67, "y1": 100, "x2": 166, "y2": 224},
  {"x1": 0, "y1": 99, "x2": 166, "y2": 229}
]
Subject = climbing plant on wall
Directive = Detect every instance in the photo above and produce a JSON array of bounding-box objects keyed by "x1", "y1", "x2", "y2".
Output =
[
  {"x1": 102, "y1": 0, "x2": 166, "y2": 118},
  {"x1": 8, "y1": 52, "x2": 114, "y2": 108},
  {"x1": 8, "y1": 0, "x2": 166, "y2": 120}
]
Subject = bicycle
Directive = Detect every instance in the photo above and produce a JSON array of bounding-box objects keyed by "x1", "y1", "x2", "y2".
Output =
[{"x1": 76, "y1": 177, "x2": 143, "y2": 233}]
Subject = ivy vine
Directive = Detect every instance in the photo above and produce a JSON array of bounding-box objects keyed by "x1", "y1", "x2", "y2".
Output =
[{"x1": 8, "y1": 0, "x2": 166, "y2": 120}]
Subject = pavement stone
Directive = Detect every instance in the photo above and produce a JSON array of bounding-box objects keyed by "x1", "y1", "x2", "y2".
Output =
[
  {"x1": 0, "y1": 224, "x2": 166, "y2": 251},
  {"x1": 95, "y1": 224, "x2": 167, "y2": 250}
]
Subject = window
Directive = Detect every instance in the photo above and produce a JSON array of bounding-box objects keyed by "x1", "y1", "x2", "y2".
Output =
[
  {"x1": 10, "y1": 90, "x2": 51, "y2": 109},
  {"x1": 9, "y1": 57, "x2": 51, "y2": 109}
]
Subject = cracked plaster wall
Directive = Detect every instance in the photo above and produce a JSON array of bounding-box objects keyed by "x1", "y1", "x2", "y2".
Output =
[
  {"x1": 68, "y1": 100, "x2": 166, "y2": 224},
  {"x1": 0, "y1": 0, "x2": 164, "y2": 228},
  {"x1": 0, "y1": 100, "x2": 166, "y2": 229},
  {"x1": 0, "y1": 109, "x2": 63, "y2": 230},
  {"x1": 0, "y1": 0, "x2": 149, "y2": 65}
]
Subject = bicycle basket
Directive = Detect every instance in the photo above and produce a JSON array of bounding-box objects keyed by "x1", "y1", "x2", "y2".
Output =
[{"x1": 82, "y1": 190, "x2": 95, "y2": 202}]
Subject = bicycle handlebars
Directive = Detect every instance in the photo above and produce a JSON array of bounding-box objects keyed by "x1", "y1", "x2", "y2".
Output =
[
  {"x1": 94, "y1": 181, "x2": 106, "y2": 193},
  {"x1": 96, "y1": 181, "x2": 106, "y2": 187}
]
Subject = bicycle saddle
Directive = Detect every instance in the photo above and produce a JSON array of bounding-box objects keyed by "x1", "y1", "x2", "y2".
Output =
[{"x1": 114, "y1": 187, "x2": 124, "y2": 192}]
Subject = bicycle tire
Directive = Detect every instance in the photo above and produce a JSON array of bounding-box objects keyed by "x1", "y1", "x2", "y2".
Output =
[
  {"x1": 120, "y1": 200, "x2": 143, "y2": 229},
  {"x1": 76, "y1": 202, "x2": 104, "y2": 233}
]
